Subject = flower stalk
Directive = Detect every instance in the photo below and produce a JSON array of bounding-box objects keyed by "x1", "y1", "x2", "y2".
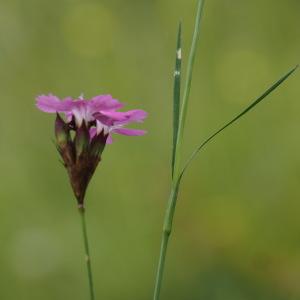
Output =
[
  {"x1": 79, "y1": 206, "x2": 95, "y2": 300},
  {"x1": 36, "y1": 93, "x2": 147, "y2": 299}
]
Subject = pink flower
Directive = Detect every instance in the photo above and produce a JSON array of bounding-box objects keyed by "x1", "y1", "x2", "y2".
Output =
[
  {"x1": 36, "y1": 94, "x2": 147, "y2": 140},
  {"x1": 36, "y1": 93, "x2": 147, "y2": 206},
  {"x1": 36, "y1": 94, "x2": 147, "y2": 135},
  {"x1": 36, "y1": 94, "x2": 147, "y2": 143},
  {"x1": 91, "y1": 109, "x2": 147, "y2": 143}
]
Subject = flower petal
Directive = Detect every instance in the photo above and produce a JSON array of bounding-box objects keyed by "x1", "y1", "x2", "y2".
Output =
[
  {"x1": 36, "y1": 94, "x2": 73, "y2": 113},
  {"x1": 113, "y1": 128, "x2": 147, "y2": 136},
  {"x1": 114, "y1": 110, "x2": 148, "y2": 125},
  {"x1": 95, "y1": 109, "x2": 148, "y2": 125},
  {"x1": 89, "y1": 127, "x2": 97, "y2": 140},
  {"x1": 123, "y1": 110, "x2": 148, "y2": 123},
  {"x1": 90, "y1": 95, "x2": 124, "y2": 111},
  {"x1": 106, "y1": 134, "x2": 113, "y2": 144}
]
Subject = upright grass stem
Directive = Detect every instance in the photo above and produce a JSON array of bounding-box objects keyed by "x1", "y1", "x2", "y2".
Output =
[
  {"x1": 79, "y1": 207, "x2": 95, "y2": 300},
  {"x1": 153, "y1": 0, "x2": 297, "y2": 299},
  {"x1": 153, "y1": 182, "x2": 180, "y2": 300},
  {"x1": 153, "y1": 2, "x2": 204, "y2": 299},
  {"x1": 153, "y1": 66, "x2": 298, "y2": 300}
]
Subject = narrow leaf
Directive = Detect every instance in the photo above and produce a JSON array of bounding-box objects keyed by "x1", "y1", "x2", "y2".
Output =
[
  {"x1": 180, "y1": 65, "x2": 298, "y2": 179},
  {"x1": 171, "y1": 22, "x2": 182, "y2": 178},
  {"x1": 174, "y1": 0, "x2": 205, "y2": 177}
]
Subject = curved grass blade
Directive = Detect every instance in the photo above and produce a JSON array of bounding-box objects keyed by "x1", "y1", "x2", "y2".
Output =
[
  {"x1": 172, "y1": 22, "x2": 182, "y2": 178},
  {"x1": 174, "y1": 0, "x2": 205, "y2": 177},
  {"x1": 155, "y1": 65, "x2": 298, "y2": 300},
  {"x1": 179, "y1": 65, "x2": 298, "y2": 179}
]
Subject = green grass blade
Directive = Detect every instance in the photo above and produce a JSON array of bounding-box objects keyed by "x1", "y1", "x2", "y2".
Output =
[
  {"x1": 172, "y1": 22, "x2": 182, "y2": 178},
  {"x1": 174, "y1": 0, "x2": 205, "y2": 178},
  {"x1": 180, "y1": 65, "x2": 298, "y2": 178}
]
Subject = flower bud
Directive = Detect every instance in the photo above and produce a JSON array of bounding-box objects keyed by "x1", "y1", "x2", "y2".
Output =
[
  {"x1": 55, "y1": 113, "x2": 70, "y2": 148},
  {"x1": 74, "y1": 122, "x2": 90, "y2": 158},
  {"x1": 90, "y1": 131, "x2": 107, "y2": 157}
]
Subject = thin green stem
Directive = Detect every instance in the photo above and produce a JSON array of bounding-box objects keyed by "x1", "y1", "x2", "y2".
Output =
[
  {"x1": 153, "y1": 65, "x2": 297, "y2": 300},
  {"x1": 153, "y1": 2, "x2": 205, "y2": 299},
  {"x1": 79, "y1": 207, "x2": 95, "y2": 300},
  {"x1": 153, "y1": 182, "x2": 180, "y2": 300},
  {"x1": 153, "y1": 231, "x2": 170, "y2": 300}
]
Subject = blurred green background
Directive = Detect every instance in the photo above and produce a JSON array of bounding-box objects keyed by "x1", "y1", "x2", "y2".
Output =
[{"x1": 0, "y1": 0, "x2": 300, "y2": 299}]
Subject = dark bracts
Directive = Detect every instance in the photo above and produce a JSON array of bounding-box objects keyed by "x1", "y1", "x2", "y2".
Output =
[{"x1": 55, "y1": 114, "x2": 107, "y2": 207}]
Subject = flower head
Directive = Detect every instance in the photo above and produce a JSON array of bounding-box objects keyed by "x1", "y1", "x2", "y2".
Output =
[{"x1": 36, "y1": 93, "x2": 147, "y2": 207}]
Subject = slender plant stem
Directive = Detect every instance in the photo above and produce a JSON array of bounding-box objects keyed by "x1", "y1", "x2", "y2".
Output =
[
  {"x1": 153, "y1": 182, "x2": 180, "y2": 300},
  {"x1": 153, "y1": 65, "x2": 297, "y2": 300},
  {"x1": 153, "y1": 231, "x2": 170, "y2": 300},
  {"x1": 153, "y1": 2, "x2": 204, "y2": 299},
  {"x1": 79, "y1": 207, "x2": 95, "y2": 300},
  {"x1": 153, "y1": 0, "x2": 296, "y2": 298}
]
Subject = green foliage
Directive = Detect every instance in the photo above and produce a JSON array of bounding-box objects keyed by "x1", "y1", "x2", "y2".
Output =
[
  {"x1": 172, "y1": 22, "x2": 182, "y2": 178},
  {"x1": 154, "y1": 0, "x2": 298, "y2": 298},
  {"x1": 0, "y1": 0, "x2": 299, "y2": 299},
  {"x1": 180, "y1": 64, "x2": 298, "y2": 179}
]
